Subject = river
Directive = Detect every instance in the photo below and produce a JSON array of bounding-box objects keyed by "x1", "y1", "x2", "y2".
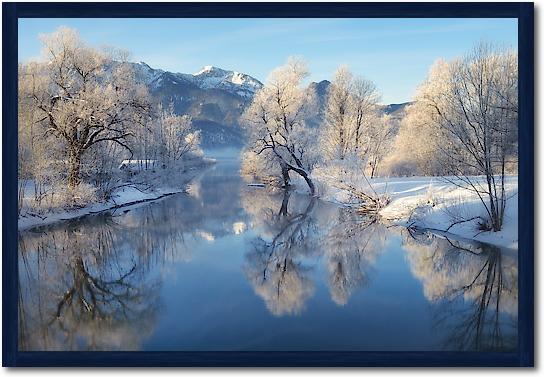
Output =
[{"x1": 18, "y1": 149, "x2": 518, "y2": 351}]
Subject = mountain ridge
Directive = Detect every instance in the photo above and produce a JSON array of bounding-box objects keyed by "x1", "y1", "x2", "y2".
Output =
[{"x1": 130, "y1": 62, "x2": 263, "y2": 99}]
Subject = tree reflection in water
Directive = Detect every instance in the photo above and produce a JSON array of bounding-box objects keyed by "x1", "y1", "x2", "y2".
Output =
[
  {"x1": 242, "y1": 188, "x2": 517, "y2": 351},
  {"x1": 18, "y1": 197, "x2": 201, "y2": 351},
  {"x1": 243, "y1": 190, "x2": 318, "y2": 316},
  {"x1": 322, "y1": 207, "x2": 386, "y2": 306},
  {"x1": 242, "y1": 188, "x2": 386, "y2": 313},
  {"x1": 402, "y1": 229, "x2": 518, "y2": 351},
  {"x1": 17, "y1": 179, "x2": 518, "y2": 352}
]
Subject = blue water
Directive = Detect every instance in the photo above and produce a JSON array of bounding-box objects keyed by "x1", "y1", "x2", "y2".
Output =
[{"x1": 18, "y1": 151, "x2": 518, "y2": 351}]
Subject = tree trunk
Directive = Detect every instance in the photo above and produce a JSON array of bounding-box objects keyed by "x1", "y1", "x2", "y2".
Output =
[
  {"x1": 354, "y1": 127, "x2": 360, "y2": 153},
  {"x1": 303, "y1": 173, "x2": 316, "y2": 196},
  {"x1": 281, "y1": 164, "x2": 291, "y2": 188},
  {"x1": 288, "y1": 166, "x2": 315, "y2": 196},
  {"x1": 484, "y1": 165, "x2": 502, "y2": 232},
  {"x1": 370, "y1": 157, "x2": 379, "y2": 179},
  {"x1": 68, "y1": 147, "x2": 82, "y2": 188},
  {"x1": 279, "y1": 190, "x2": 291, "y2": 217}
]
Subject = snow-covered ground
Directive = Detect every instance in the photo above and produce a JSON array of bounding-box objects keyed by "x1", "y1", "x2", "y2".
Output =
[
  {"x1": 18, "y1": 159, "x2": 216, "y2": 232},
  {"x1": 375, "y1": 176, "x2": 518, "y2": 249},
  {"x1": 308, "y1": 172, "x2": 518, "y2": 250},
  {"x1": 18, "y1": 186, "x2": 185, "y2": 231}
]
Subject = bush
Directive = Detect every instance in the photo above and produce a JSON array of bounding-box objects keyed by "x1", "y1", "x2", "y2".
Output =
[{"x1": 53, "y1": 183, "x2": 98, "y2": 209}]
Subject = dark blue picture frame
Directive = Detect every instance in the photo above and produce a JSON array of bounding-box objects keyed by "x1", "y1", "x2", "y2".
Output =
[{"x1": 2, "y1": 2, "x2": 534, "y2": 367}]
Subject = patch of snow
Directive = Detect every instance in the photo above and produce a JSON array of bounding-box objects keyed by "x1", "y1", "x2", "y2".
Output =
[
  {"x1": 232, "y1": 221, "x2": 247, "y2": 234},
  {"x1": 194, "y1": 65, "x2": 215, "y2": 75},
  {"x1": 231, "y1": 72, "x2": 245, "y2": 85},
  {"x1": 18, "y1": 187, "x2": 185, "y2": 232},
  {"x1": 197, "y1": 230, "x2": 215, "y2": 242},
  {"x1": 118, "y1": 159, "x2": 157, "y2": 170}
]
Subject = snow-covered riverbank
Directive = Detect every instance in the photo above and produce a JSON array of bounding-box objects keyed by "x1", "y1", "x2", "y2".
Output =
[
  {"x1": 375, "y1": 176, "x2": 518, "y2": 249},
  {"x1": 18, "y1": 159, "x2": 216, "y2": 231},
  {"x1": 18, "y1": 186, "x2": 185, "y2": 231},
  {"x1": 308, "y1": 173, "x2": 518, "y2": 250}
]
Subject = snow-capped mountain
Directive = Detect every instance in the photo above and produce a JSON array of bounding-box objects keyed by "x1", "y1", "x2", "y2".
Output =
[
  {"x1": 191, "y1": 65, "x2": 263, "y2": 98},
  {"x1": 121, "y1": 62, "x2": 264, "y2": 147},
  {"x1": 131, "y1": 62, "x2": 262, "y2": 99}
]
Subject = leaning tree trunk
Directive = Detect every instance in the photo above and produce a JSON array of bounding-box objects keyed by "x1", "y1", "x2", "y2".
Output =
[
  {"x1": 288, "y1": 165, "x2": 315, "y2": 196},
  {"x1": 67, "y1": 147, "x2": 82, "y2": 188}
]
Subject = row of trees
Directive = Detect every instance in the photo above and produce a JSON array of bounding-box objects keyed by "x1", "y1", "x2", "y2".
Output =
[
  {"x1": 241, "y1": 58, "x2": 393, "y2": 196},
  {"x1": 18, "y1": 27, "x2": 201, "y2": 213},
  {"x1": 242, "y1": 42, "x2": 517, "y2": 232}
]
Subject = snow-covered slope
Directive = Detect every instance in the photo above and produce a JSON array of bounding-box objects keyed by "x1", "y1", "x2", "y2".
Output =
[
  {"x1": 132, "y1": 61, "x2": 166, "y2": 87},
  {"x1": 376, "y1": 176, "x2": 518, "y2": 249}
]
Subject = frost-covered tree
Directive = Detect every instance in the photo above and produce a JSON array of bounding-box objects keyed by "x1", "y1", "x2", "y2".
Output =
[
  {"x1": 18, "y1": 63, "x2": 65, "y2": 211},
  {"x1": 385, "y1": 95, "x2": 446, "y2": 176},
  {"x1": 153, "y1": 103, "x2": 201, "y2": 166},
  {"x1": 351, "y1": 76, "x2": 381, "y2": 154},
  {"x1": 319, "y1": 66, "x2": 381, "y2": 171},
  {"x1": 408, "y1": 43, "x2": 518, "y2": 231},
  {"x1": 320, "y1": 66, "x2": 353, "y2": 161},
  {"x1": 242, "y1": 57, "x2": 317, "y2": 194},
  {"x1": 22, "y1": 27, "x2": 151, "y2": 188},
  {"x1": 364, "y1": 113, "x2": 395, "y2": 178}
]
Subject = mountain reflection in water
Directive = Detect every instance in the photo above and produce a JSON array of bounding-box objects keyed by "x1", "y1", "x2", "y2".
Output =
[{"x1": 18, "y1": 154, "x2": 517, "y2": 351}]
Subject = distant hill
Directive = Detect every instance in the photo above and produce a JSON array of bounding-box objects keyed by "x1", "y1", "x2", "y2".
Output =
[
  {"x1": 382, "y1": 103, "x2": 410, "y2": 115},
  {"x1": 380, "y1": 102, "x2": 412, "y2": 122},
  {"x1": 305, "y1": 80, "x2": 331, "y2": 128}
]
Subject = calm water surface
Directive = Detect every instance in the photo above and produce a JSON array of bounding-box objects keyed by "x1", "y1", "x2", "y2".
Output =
[{"x1": 18, "y1": 150, "x2": 518, "y2": 351}]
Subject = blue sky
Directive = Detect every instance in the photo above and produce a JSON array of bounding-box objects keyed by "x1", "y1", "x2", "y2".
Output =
[{"x1": 18, "y1": 18, "x2": 517, "y2": 104}]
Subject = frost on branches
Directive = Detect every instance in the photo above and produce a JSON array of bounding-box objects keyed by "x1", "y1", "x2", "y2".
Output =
[
  {"x1": 241, "y1": 43, "x2": 518, "y2": 236},
  {"x1": 18, "y1": 27, "x2": 207, "y2": 223},
  {"x1": 242, "y1": 58, "x2": 318, "y2": 194},
  {"x1": 386, "y1": 43, "x2": 518, "y2": 232}
]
